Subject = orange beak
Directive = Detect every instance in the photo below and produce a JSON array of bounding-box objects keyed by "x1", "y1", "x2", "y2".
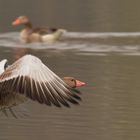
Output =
[
  {"x1": 75, "y1": 80, "x2": 86, "y2": 87},
  {"x1": 12, "y1": 19, "x2": 21, "y2": 26}
]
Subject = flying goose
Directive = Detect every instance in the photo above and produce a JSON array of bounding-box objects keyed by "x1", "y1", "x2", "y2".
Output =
[{"x1": 0, "y1": 55, "x2": 85, "y2": 110}]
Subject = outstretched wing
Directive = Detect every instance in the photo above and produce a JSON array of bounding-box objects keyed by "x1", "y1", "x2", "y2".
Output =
[{"x1": 0, "y1": 55, "x2": 81, "y2": 107}]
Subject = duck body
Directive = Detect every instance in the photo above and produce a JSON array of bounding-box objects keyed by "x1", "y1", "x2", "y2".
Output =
[
  {"x1": 12, "y1": 16, "x2": 66, "y2": 43},
  {"x1": 0, "y1": 55, "x2": 85, "y2": 109},
  {"x1": 41, "y1": 29, "x2": 66, "y2": 43},
  {"x1": 20, "y1": 28, "x2": 42, "y2": 43}
]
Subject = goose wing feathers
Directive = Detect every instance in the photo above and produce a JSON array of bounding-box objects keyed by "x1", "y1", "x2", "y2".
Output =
[{"x1": 0, "y1": 55, "x2": 81, "y2": 107}]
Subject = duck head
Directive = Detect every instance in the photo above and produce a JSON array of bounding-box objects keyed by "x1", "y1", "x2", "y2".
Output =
[{"x1": 12, "y1": 16, "x2": 30, "y2": 26}]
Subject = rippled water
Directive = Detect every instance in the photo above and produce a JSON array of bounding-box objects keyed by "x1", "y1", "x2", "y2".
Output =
[
  {"x1": 0, "y1": 31, "x2": 140, "y2": 140},
  {"x1": 1, "y1": 0, "x2": 140, "y2": 140}
]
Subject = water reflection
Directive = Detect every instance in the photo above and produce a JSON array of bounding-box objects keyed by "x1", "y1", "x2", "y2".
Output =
[
  {"x1": 14, "y1": 47, "x2": 31, "y2": 60},
  {"x1": 1, "y1": 47, "x2": 140, "y2": 140}
]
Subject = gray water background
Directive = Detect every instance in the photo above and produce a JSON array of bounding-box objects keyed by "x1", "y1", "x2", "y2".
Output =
[{"x1": 0, "y1": 0, "x2": 140, "y2": 140}]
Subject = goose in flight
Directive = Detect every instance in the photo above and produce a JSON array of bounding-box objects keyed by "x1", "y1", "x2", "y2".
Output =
[{"x1": 0, "y1": 55, "x2": 85, "y2": 110}]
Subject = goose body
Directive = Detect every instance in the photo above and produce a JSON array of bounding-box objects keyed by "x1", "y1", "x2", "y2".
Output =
[
  {"x1": 12, "y1": 16, "x2": 66, "y2": 43},
  {"x1": 0, "y1": 55, "x2": 85, "y2": 109}
]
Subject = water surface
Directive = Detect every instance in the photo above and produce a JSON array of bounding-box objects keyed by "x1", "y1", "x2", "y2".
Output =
[
  {"x1": 0, "y1": 0, "x2": 140, "y2": 140},
  {"x1": 0, "y1": 32, "x2": 139, "y2": 140}
]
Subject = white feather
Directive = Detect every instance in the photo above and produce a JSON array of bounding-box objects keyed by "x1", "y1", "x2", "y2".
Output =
[{"x1": 0, "y1": 59, "x2": 7, "y2": 74}]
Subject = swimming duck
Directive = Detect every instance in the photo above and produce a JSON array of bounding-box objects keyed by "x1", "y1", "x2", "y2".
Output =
[
  {"x1": 0, "y1": 55, "x2": 85, "y2": 110},
  {"x1": 12, "y1": 16, "x2": 66, "y2": 43}
]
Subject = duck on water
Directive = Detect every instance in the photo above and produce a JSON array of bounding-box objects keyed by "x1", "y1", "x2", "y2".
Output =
[{"x1": 12, "y1": 16, "x2": 66, "y2": 43}]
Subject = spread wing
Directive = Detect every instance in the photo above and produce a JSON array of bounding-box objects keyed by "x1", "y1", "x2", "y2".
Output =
[{"x1": 0, "y1": 55, "x2": 81, "y2": 107}]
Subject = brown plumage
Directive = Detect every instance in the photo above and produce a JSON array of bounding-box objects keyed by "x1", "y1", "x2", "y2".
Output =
[
  {"x1": 62, "y1": 77, "x2": 85, "y2": 88},
  {"x1": 0, "y1": 55, "x2": 85, "y2": 110},
  {"x1": 12, "y1": 16, "x2": 66, "y2": 43}
]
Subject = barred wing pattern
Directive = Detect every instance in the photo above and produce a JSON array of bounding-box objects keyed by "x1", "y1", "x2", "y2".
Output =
[{"x1": 0, "y1": 55, "x2": 81, "y2": 107}]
